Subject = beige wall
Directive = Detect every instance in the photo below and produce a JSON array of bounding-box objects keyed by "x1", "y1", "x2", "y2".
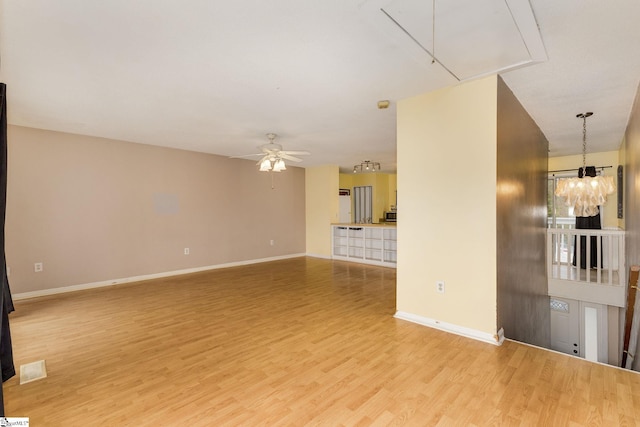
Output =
[
  {"x1": 549, "y1": 151, "x2": 620, "y2": 228},
  {"x1": 339, "y1": 173, "x2": 353, "y2": 191},
  {"x1": 396, "y1": 76, "x2": 498, "y2": 336},
  {"x1": 496, "y1": 77, "x2": 550, "y2": 347},
  {"x1": 6, "y1": 126, "x2": 306, "y2": 294},
  {"x1": 305, "y1": 165, "x2": 339, "y2": 257}
]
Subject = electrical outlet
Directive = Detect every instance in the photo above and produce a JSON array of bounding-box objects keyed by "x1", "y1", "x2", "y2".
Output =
[
  {"x1": 34, "y1": 262, "x2": 43, "y2": 273},
  {"x1": 270, "y1": 240, "x2": 275, "y2": 246},
  {"x1": 184, "y1": 248, "x2": 190, "y2": 255},
  {"x1": 436, "y1": 280, "x2": 445, "y2": 294}
]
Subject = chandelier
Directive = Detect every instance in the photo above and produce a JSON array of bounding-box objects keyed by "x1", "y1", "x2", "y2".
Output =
[
  {"x1": 554, "y1": 112, "x2": 615, "y2": 217},
  {"x1": 353, "y1": 160, "x2": 381, "y2": 173}
]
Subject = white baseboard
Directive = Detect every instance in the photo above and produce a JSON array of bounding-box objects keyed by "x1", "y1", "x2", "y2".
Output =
[
  {"x1": 394, "y1": 311, "x2": 504, "y2": 346},
  {"x1": 305, "y1": 253, "x2": 332, "y2": 260},
  {"x1": 13, "y1": 253, "x2": 306, "y2": 301}
]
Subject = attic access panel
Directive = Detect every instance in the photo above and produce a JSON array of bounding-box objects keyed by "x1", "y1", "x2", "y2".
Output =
[{"x1": 370, "y1": 0, "x2": 546, "y2": 81}]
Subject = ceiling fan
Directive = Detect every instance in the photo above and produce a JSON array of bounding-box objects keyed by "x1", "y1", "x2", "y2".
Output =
[{"x1": 232, "y1": 133, "x2": 310, "y2": 172}]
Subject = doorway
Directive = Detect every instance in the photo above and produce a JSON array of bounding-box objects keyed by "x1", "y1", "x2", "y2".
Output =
[
  {"x1": 353, "y1": 186, "x2": 373, "y2": 223},
  {"x1": 550, "y1": 296, "x2": 608, "y2": 362}
]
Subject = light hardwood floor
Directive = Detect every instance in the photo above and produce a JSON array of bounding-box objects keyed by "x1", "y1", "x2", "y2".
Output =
[{"x1": 4, "y1": 257, "x2": 640, "y2": 426}]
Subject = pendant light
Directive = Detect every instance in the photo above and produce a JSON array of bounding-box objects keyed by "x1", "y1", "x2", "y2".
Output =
[{"x1": 554, "y1": 112, "x2": 615, "y2": 217}]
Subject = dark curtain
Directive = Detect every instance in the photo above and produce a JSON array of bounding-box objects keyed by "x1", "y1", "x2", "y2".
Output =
[
  {"x1": 573, "y1": 166, "x2": 602, "y2": 269},
  {"x1": 0, "y1": 83, "x2": 15, "y2": 417}
]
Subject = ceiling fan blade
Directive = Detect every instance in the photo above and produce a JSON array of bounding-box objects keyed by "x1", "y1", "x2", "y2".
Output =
[
  {"x1": 255, "y1": 155, "x2": 270, "y2": 165},
  {"x1": 281, "y1": 150, "x2": 310, "y2": 156},
  {"x1": 233, "y1": 135, "x2": 310, "y2": 165},
  {"x1": 279, "y1": 153, "x2": 304, "y2": 162},
  {"x1": 229, "y1": 153, "x2": 263, "y2": 159}
]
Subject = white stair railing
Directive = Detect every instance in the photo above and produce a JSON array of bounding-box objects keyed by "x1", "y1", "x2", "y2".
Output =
[{"x1": 547, "y1": 228, "x2": 626, "y2": 307}]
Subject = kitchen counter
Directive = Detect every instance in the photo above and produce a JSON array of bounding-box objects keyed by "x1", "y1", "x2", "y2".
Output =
[{"x1": 331, "y1": 222, "x2": 396, "y2": 227}]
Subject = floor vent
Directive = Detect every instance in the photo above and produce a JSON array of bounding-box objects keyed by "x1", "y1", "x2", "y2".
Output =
[{"x1": 20, "y1": 360, "x2": 47, "y2": 384}]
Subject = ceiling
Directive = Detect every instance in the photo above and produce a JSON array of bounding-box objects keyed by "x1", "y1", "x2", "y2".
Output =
[{"x1": 1, "y1": 0, "x2": 639, "y2": 173}]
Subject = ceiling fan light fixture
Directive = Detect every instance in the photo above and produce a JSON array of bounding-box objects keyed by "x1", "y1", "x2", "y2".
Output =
[
  {"x1": 259, "y1": 158, "x2": 272, "y2": 171},
  {"x1": 232, "y1": 133, "x2": 310, "y2": 173},
  {"x1": 272, "y1": 158, "x2": 286, "y2": 172}
]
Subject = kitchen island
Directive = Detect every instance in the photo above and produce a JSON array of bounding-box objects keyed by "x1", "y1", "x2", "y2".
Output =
[{"x1": 331, "y1": 223, "x2": 397, "y2": 268}]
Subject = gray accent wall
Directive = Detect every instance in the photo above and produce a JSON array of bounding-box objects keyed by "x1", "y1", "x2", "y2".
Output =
[
  {"x1": 624, "y1": 82, "x2": 640, "y2": 370},
  {"x1": 625, "y1": 85, "x2": 640, "y2": 286},
  {"x1": 496, "y1": 77, "x2": 550, "y2": 347}
]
